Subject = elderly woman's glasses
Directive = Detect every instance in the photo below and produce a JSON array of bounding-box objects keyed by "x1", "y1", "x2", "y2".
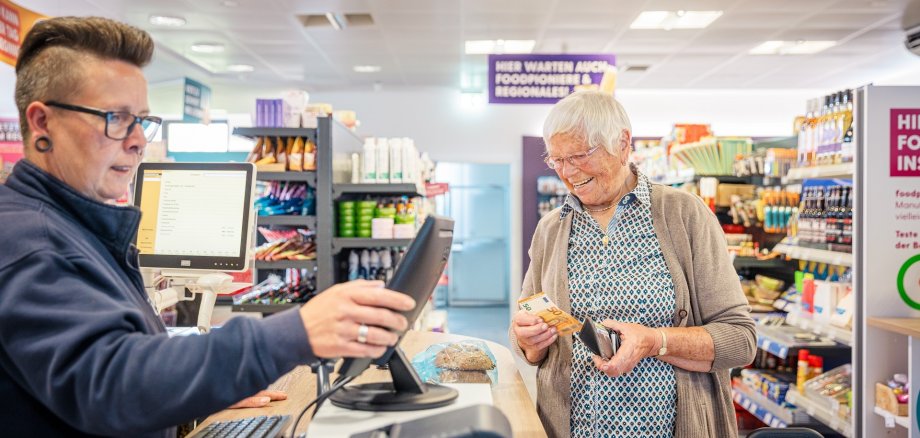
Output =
[
  {"x1": 45, "y1": 101, "x2": 163, "y2": 142},
  {"x1": 543, "y1": 145, "x2": 601, "y2": 170}
]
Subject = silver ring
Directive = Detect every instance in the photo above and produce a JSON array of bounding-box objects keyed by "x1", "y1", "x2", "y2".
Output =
[{"x1": 357, "y1": 324, "x2": 369, "y2": 344}]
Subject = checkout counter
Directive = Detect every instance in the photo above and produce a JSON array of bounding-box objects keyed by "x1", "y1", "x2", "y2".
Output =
[{"x1": 191, "y1": 331, "x2": 547, "y2": 437}]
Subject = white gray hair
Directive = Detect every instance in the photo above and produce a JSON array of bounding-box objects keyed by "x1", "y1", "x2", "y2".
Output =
[{"x1": 542, "y1": 90, "x2": 632, "y2": 156}]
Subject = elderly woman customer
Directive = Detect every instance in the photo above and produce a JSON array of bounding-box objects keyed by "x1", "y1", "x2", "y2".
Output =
[
  {"x1": 0, "y1": 17, "x2": 415, "y2": 436},
  {"x1": 511, "y1": 90, "x2": 756, "y2": 438}
]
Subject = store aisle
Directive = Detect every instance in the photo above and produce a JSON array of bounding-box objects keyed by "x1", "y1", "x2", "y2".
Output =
[{"x1": 446, "y1": 305, "x2": 510, "y2": 348}]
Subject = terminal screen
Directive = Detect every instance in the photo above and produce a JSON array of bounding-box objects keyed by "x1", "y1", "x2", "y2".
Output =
[{"x1": 136, "y1": 168, "x2": 248, "y2": 258}]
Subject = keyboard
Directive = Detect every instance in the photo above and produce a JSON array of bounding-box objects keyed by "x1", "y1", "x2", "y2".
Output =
[{"x1": 189, "y1": 415, "x2": 290, "y2": 438}]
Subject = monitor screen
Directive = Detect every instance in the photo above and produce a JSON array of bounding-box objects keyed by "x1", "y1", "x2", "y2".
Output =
[
  {"x1": 133, "y1": 162, "x2": 255, "y2": 271},
  {"x1": 337, "y1": 215, "x2": 455, "y2": 379}
]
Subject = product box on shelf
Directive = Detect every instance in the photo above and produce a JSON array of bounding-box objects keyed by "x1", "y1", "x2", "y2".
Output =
[
  {"x1": 813, "y1": 280, "x2": 843, "y2": 323},
  {"x1": 875, "y1": 382, "x2": 908, "y2": 417},
  {"x1": 803, "y1": 364, "x2": 852, "y2": 421}
]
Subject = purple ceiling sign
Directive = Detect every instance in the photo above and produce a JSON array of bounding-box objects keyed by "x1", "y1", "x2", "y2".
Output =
[{"x1": 488, "y1": 53, "x2": 616, "y2": 104}]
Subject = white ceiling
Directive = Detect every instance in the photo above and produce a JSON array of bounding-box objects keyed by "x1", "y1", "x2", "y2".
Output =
[{"x1": 18, "y1": 0, "x2": 920, "y2": 91}]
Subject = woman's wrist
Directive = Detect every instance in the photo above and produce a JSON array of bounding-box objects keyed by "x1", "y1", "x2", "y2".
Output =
[
  {"x1": 522, "y1": 344, "x2": 548, "y2": 363},
  {"x1": 647, "y1": 328, "x2": 664, "y2": 358}
]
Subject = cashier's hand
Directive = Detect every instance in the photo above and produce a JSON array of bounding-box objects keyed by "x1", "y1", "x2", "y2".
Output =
[
  {"x1": 592, "y1": 319, "x2": 659, "y2": 378},
  {"x1": 228, "y1": 390, "x2": 288, "y2": 409},
  {"x1": 300, "y1": 280, "x2": 415, "y2": 359},
  {"x1": 512, "y1": 310, "x2": 557, "y2": 363}
]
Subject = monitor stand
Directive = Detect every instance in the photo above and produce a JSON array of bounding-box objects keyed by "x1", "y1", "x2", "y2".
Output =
[{"x1": 329, "y1": 348, "x2": 459, "y2": 411}]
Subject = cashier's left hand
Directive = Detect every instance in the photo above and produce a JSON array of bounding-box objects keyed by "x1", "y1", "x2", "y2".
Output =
[
  {"x1": 228, "y1": 390, "x2": 288, "y2": 409},
  {"x1": 592, "y1": 319, "x2": 660, "y2": 378}
]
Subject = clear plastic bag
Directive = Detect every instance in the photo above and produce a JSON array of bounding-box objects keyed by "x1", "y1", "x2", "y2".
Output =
[{"x1": 411, "y1": 340, "x2": 498, "y2": 386}]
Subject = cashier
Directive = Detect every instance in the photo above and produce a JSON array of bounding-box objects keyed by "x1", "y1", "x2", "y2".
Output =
[{"x1": 0, "y1": 16, "x2": 414, "y2": 437}]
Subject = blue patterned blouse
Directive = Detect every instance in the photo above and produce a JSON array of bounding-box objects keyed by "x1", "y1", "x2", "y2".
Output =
[{"x1": 563, "y1": 171, "x2": 677, "y2": 438}]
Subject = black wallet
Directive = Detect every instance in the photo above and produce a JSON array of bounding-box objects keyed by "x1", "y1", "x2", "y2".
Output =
[{"x1": 578, "y1": 316, "x2": 620, "y2": 360}]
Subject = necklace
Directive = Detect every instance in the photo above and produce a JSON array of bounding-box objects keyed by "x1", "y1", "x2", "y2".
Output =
[{"x1": 583, "y1": 202, "x2": 616, "y2": 213}]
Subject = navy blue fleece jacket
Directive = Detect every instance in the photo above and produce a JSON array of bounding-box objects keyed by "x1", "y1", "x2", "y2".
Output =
[{"x1": 0, "y1": 160, "x2": 316, "y2": 437}]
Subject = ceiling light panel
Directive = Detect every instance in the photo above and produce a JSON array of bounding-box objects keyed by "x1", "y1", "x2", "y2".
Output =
[
  {"x1": 353, "y1": 65, "x2": 382, "y2": 73},
  {"x1": 630, "y1": 10, "x2": 723, "y2": 30},
  {"x1": 748, "y1": 40, "x2": 836, "y2": 55},
  {"x1": 227, "y1": 64, "x2": 254, "y2": 72},
  {"x1": 149, "y1": 15, "x2": 186, "y2": 27},
  {"x1": 190, "y1": 43, "x2": 225, "y2": 54},
  {"x1": 464, "y1": 39, "x2": 535, "y2": 54}
]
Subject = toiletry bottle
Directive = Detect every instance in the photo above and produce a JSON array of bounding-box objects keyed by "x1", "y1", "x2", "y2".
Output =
[
  {"x1": 363, "y1": 138, "x2": 377, "y2": 183},
  {"x1": 389, "y1": 138, "x2": 403, "y2": 183},
  {"x1": 376, "y1": 137, "x2": 389, "y2": 183},
  {"x1": 796, "y1": 349, "x2": 811, "y2": 393}
]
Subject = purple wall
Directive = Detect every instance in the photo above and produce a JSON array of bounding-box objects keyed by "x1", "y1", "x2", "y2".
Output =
[{"x1": 521, "y1": 136, "x2": 558, "y2": 282}]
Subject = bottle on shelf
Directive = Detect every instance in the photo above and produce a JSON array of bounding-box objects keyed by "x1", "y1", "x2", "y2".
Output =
[{"x1": 841, "y1": 90, "x2": 855, "y2": 163}]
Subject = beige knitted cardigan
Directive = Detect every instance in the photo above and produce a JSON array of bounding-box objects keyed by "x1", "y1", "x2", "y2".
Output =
[{"x1": 510, "y1": 182, "x2": 756, "y2": 438}]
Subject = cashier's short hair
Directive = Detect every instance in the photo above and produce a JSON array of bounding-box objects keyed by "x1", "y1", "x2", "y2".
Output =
[
  {"x1": 14, "y1": 16, "x2": 154, "y2": 139},
  {"x1": 543, "y1": 90, "x2": 632, "y2": 156}
]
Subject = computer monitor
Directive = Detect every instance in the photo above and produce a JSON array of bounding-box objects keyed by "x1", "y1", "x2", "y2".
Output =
[
  {"x1": 329, "y1": 215, "x2": 457, "y2": 412},
  {"x1": 133, "y1": 162, "x2": 256, "y2": 272}
]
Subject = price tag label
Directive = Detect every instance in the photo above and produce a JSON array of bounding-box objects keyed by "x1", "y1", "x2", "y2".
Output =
[
  {"x1": 884, "y1": 413, "x2": 895, "y2": 428},
  {"x1": 806, "y1": 407, "x2": 816, "y2": 416},
  {"x1": 831, "y1": 400, "x2": 840, "y2": 413},
  {"x1": 743, "y1": 399, "x2": 751, "y2": 410}
]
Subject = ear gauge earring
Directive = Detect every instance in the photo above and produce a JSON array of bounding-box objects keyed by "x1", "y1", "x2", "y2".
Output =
[{"x1": 34, "y1": 136, "x2": 53, "y2": 153}]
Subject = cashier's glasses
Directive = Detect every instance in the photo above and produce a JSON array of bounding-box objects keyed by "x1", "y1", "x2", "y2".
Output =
[{"x1": 45, "y1": 101, "x2": 163, "y2": 142}]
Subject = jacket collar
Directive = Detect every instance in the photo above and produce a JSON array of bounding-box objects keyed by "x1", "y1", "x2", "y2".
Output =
[{"x1": 6, "y1": 159, "x2": 141, "y2": 255}]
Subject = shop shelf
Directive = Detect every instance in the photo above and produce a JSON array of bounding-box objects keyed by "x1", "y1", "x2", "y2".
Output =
[
  {"x1": 332, "y1": 238, "x2": 413, "y2": 249},
  {"x1": 733, "y1": 257, "x2": 791, "y2": 270},
  {"x1": 756, "y1": 325, "x2": 839, "y2": 359},
  {"x1": 873, "y1": 406, "x2": 910, "y2": 429},
  {"x1": 333, "y1": 183, "x2": 421, "y2": 198},
  {"x1": 253, "y1": 260, "x2": 317, "y2": 270},
  {"x1": 773, "y1": 242, "x2": 853, "y2": 267},
  {"x1": 785, "y1": 311, "x2": 853, "y2": 346},
  {"x1": 732, "y1": 382, "x2": 816, "y2": 427},
  {"x1": 783, "y1": 163, "x2": 854, "y2": 184},
  {"x1": 656, "y1": 173, "x2": 766, "y2": 186},
  {"x1": 256, "y1": 215, "x2": 316, "y2": 227},
  {"x1": 231, "y1": 303, "x2": 299, "y2": 314},
  {"x1": 233, "y1": 127, "x2": 317, "y2": 138},
  {"x1": 256, "y1": 171, "x2": 316, "y2": 183},
  {"x1": 867, "y1": 317, "x2": 920, "y2": 338},
  {"x1": 785, "y1": 390, "x2": 852, "y2": 437}
]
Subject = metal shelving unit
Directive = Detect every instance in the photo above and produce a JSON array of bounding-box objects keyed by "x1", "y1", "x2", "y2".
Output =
[
  {"x1": 773, "y1": 241, "x2": 853, "y2": 267},
  {"x1": 253, "y1": 260, "x2": 317, "y2": 270},
  {"x1": 786, "y1": 391, "x2": 853, "y2": 437},
  {"x1": 732, "y1": 383, "x2": 816, "y2": 428},
  {"x1": 255, "y1": 171, "x2": 316, "y2": 184},
  {"x1": 786, "y1": 310, "x2": 853, "y2": 346},
  {"x1": 783, "y1": 163, "x2": 854, "y2": 184},
  {"x1": 333, "y1": 183, "x2": 421, "y2": 198},
  {"x1": 332, "y1": 238, "x2": 413, "y2": 250},
  {"x1": 234, "y1": 127, "x2": 316, "y2": 138},
  {"x1": 733, "y1": 257, "x2": 790, "y2": 270},
  {"x1": 256, "y1": 215, "x2": 316, "y2": 228},
  {"x1": 232, "y1": 119, "x2": 333, "y2": 314},
  {"x1": 755, "y1": 325, "x2": 841, "y2": 359}
]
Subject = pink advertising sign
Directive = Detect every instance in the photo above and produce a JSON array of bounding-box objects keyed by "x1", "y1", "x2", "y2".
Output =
[{"x1": 891, "y1": 108, "x2": 920, "y2": 176}]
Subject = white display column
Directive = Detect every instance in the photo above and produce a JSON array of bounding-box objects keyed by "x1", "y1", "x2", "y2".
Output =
[{"x1": 859, "y1": 84, "x2": 920, "y2": 438}]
